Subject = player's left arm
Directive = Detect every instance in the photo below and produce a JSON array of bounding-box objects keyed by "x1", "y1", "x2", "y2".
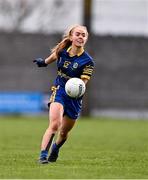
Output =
[
  {"x1": 80, "y1": 61, "x2": 94, "y2": 85},
  {"x1": 81, "y1": 78, "x2": 88, "y2": 84}
]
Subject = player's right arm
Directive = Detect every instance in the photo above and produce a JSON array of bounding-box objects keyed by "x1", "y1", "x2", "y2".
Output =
[
  {"x1": 45, "y1": 52, "x2": 57, "y2": 64},
  {"x1": 33, "y1": 52, "x2": 57, "y2": 67}
]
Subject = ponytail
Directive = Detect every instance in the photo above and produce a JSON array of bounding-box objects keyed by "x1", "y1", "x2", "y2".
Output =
[{"x1": 51, "y1": 36, "x2": 72, "y2": 58}]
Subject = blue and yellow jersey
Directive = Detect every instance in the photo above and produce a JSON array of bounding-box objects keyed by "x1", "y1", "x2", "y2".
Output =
[
  {"x1": 54, "y1": 46, "x2": 94, "y2": 87},
  {"x1": 49, "y1": 47, "x2": 94, "y2": 119}
]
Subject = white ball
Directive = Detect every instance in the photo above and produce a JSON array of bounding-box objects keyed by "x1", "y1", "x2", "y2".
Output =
[{"x1": 65, "y1": 78, "x2": 86, "y2": 98}]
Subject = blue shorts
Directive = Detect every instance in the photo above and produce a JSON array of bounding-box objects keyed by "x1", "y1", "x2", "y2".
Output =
[{"x1": 48, "y1": 85, "x2": 82, "y2": 120}]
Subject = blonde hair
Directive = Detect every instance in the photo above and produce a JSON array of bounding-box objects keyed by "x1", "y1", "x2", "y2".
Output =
[{"x1": 51, "y1": 25, "x2": 88, "y2": 58}]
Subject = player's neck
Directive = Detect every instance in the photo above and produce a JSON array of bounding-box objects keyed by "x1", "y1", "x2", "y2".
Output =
[{"x1": 69, "y1": 46, "x2": 84, "y2": 56}]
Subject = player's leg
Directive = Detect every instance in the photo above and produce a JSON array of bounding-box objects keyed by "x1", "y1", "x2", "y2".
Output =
[
  {"x1": 48, "y1": 115, "x2": 76, "y2": 162},
  {"x1": 39, "y1": 102, "x2": 64, "y2": 164}
]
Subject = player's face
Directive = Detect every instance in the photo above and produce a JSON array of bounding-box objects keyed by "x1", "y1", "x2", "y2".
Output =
[{"x1": 70, "y1": 27, "x2": 88, "y2": 48}]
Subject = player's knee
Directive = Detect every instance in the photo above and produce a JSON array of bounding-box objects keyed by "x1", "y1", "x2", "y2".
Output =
[
  {"x1": 51, "y1": 123, "x2": 59, "y2": 132},
  {"x1": 49, "y1": 116, "x2": 61, "y2": 132},
  {"x1": 59, "y1": 131, "x2": 68, "y2": 139},
  {"x1": 47, "y1": 121, "x2": 59, "y2": 133}
]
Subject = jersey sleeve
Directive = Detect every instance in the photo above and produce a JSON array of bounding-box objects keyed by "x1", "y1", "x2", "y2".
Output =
[
  {"x1": 80, "y1": 61, "x2": 94, "y2": 80},
  {"x1": 58, "y1": 49, "x2": 64, "y2": 58}
]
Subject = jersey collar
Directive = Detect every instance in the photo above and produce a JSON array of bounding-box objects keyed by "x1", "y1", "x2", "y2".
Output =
[{"x1": 67, "y1": 46, "x2": 84, "y2": 57}]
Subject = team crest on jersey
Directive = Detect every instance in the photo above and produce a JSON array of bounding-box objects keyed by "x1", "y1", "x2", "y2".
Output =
[{"x1": 73, "y1": 62, "x2": 78, "y2": 69}]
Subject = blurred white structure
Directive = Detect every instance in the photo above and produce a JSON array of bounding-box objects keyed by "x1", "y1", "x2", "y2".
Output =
[
  {"x1": 92, "y1": 0, "x2": 148, "y2": 36},
  {"x1": 0, "y1": 0, "x2": 83, "y2": 33},
  {"x1": 0, "y1": 0, "x2": 147, "y2": 36}
]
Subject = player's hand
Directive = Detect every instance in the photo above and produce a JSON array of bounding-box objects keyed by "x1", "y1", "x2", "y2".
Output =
[{"x1": 33, "y1": 58, "x2": 48, "y2": 67}]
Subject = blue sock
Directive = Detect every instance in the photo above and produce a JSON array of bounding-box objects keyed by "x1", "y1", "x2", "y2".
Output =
[
  {"x1": 51, "y1": 143, "x2": 59, "y2": 153},
  {"x1": 40, "y1": 150, "x2": 48, "y2": 159},
  {"x1": 56, "y1": 139, "x2": 66, "y2": 148},
  {"x1": 51, "y1": 139, "x2": 66, "y2": 153}
]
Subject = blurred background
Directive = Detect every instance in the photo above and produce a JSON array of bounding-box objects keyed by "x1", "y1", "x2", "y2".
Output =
[{"x1": 0, "y1": 0, "x2": 148, "y2": 118}]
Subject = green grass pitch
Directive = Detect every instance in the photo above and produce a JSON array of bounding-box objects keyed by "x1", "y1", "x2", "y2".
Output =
[{"x1": 0, "y1": 115, "x2": 148, "y2": 179}]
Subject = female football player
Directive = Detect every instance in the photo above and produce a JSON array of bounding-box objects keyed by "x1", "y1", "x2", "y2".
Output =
[{"x1": 34, "y1": 24, "x2": 94, "y2": 164}]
